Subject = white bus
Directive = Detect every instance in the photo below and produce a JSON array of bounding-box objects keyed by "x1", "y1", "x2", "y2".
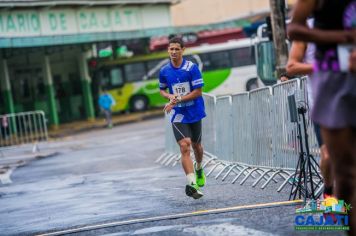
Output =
[{"x1": 91, "y1": 37, "x2": 277, "y2": 112}]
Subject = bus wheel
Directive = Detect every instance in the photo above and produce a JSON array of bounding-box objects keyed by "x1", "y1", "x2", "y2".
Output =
[
  {"x1": 246, "y1": 78, "x2": 258, "y2": 91},
  {"x1": 130, "y1": 96, "x2": 148, "y2": 112}
]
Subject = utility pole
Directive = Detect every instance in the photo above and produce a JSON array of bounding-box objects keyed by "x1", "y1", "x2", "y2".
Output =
[{"x1": 269, "y1": 0, "x2": 289, "y2": 79}]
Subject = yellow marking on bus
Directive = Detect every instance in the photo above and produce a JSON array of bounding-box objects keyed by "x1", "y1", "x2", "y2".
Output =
[{"x1": 37, "y1": 200, "x2": 302, "y2": 236}]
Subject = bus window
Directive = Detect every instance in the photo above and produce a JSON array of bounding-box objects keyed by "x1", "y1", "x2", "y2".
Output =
[
  {"x1": 146, "y1": 59, "x2": 163, "y2": 79},
  {"x1": 110, "y1": 68, "x2": 124, "y2": 87},
  {"x1": 200, "y1": 51, "x2": 230, "y2": 71},
  {"x1": 184, "y1": 55, "x2": 198, "y2": 65},
  {"x1": 124, "y1": 62, "x2": 146, "y2": 82},
  {"x1": 98, "y1": 70, "x2": 110, "y2": 88},
  {"x1": 256, "y1": 41, "x2": 276, "y2": 84},
  {"x1": 230, "y1": 47, "x2": 255, "y2": 67},
  {"x1": 98, "y1": 68, "x2": 124, "y2": 88}
]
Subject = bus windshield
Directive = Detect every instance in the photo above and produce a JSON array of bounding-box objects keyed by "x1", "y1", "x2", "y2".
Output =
[
  {"x1": 254, "y1": 20, "x2": 291, "y2": 85},
  {"x1": 256, "y1": 41, "x2": 276, "y2": 85}
]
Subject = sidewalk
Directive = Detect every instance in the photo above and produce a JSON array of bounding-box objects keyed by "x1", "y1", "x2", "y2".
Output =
[{"x1": 49, "y1": 109, "x2": 164, "y2": 138}]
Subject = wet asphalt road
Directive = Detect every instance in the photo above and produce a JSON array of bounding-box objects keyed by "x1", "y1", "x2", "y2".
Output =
[{"x1": 0, "y1": 117, "x2": 346, "y2": 236}]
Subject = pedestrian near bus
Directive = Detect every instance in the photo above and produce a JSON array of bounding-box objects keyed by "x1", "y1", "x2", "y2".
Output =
[
  {"x1": 281, "y1": 19, "x2": 334, "y2": 203},
  {"x1": 159, "y1": 36, "x2": 206, "y2": 199},
  {"x1": 288, "y1": 0, "x2": 356, "y2": 234},
  {"x1": 98, "y1": 89, "x2": 116, "y2": 128}
]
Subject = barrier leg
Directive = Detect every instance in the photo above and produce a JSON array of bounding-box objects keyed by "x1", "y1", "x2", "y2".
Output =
[
  {"x1": 202, "y1": 157, "x2": 217, "y2": 169},
  {"x1": 206, "y1": 162, "x2": 224, "y2": 177},
  {"x1": 155, "y1": 153, "x2": 168, "y2": 163},
  {"x1": 160, "y1": 153, "x2": 175, "y2": 165},
  {"x1": 215, "y1": 164, "x2": 231, "y2": 179},
  {"x1": 231, "y1": 166, "x2": 250, "y2": 184},
  {"x1": 163, "y1": 154, "x2": 179, "y2": 166},
  {"x1": 277, "y1": 171, "x2": 303, "y2": 192},
  {"x1": 172, "y1": 155, "x2": 182, "y2": 167},
  {"x1": 240, "y1": 168, "x2": 262, "y2": 185},
  {"x1": 261, "y1": 170, "x2": 283, "y2": 189},
  {"x1": 221, "y1": 164, "x2": 239, "y2": 181},
  {"x1": 165, "y1": 153, "x2": 180, "y2": 166},
  {"x1": 252, "y1": 169, "x2": 274, "y2": 187}
]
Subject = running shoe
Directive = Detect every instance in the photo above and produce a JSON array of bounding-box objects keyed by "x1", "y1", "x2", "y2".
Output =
[
  {"x1": 195, "y1": 167, "x2": 206, "y2": 187},
  {"x1": 185, "y1": 183, "x2": 203, "y2": 199}
]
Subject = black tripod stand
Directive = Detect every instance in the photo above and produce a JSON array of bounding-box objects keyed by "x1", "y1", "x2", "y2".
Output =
[{"x1": 287, "y1": 95, "x2": 323, "y2": 201}]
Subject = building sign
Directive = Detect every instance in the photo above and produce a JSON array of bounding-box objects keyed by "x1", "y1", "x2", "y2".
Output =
[{"x1": 0, "y1": 5, "x2": 171, "y2": 37}]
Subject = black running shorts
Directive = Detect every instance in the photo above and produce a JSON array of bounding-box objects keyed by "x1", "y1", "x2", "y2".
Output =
[{"x1": 172, "y1": 121, "x2": 202, "y2": 143}]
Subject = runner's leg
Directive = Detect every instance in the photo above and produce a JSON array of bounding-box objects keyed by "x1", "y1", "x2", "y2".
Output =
[
  {"x1": 173, "y1": 122, "x2": 203, "y2": 198},
  {"x1": 190, "y1": 121, "x2": 203, "y2": 169},
  {"x1": 321, "y1": 127, "x2": 356, "y2": 235},
  {"x1": 172, "y1": 123, "x2": 194, "y2": 176},
  {"x1": 315, "y1": 124, "x2": 334, "y2": 194}
]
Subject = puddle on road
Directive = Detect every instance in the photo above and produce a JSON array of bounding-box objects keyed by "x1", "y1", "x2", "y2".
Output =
[
  {"x1": 127, "y1": 223, "x2": 277, "y2": 236},
  {"x1": 183, "y1": 223, "x2": 277, "y2": 236},
  {"x1": 133, "y1": 225, "x2": 189, "y2": 235}
]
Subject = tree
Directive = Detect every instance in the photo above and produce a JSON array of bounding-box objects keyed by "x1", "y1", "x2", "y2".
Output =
[{"x1": 269, "y1": 0, "x2": 289, "y2": 79}]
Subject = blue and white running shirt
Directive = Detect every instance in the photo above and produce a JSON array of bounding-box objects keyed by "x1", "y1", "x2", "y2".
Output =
[{"x1": 159, "y1": 59, "x2": 206, "y2": 123}]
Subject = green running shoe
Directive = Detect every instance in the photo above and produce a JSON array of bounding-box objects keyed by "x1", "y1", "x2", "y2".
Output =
[
  {"x1": 185, "y1": 183, "x2": 203, "y2": 199},
  {"x1": 195, "y1": 167, "x2": 206, "y2": 187}
]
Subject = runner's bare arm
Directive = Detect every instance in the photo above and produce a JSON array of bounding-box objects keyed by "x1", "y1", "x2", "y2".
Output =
[
  {"x1": 160, "y1": 89, "x2": 177, "y2": 113},
  {"x1": 160, "y1": 89, "x2": 176, "y2": 101},
  {"x1": 349, "y1": 49, "x2": 356, "y2": 72},
  {"x1": 286, "y1": 41, "x2": 313, "y2": 76},
  {"x1": 288, "y1": 0, "x2": 356, "y2": 44},
  {"x1": 163, "y1": 88, "x2": 203, "y2": 113},
  {"x1": 179, "y1": 88, "x2": 202, "y2": 103}
]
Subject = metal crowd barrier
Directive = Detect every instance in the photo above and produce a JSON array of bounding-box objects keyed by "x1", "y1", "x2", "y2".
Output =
[
  {"x1": 201, "y1": 94, "x2": 217, "y2": 155},
  {"x1": 0, "y1": 111, "x2": 48, "y2": 150},
  {"x1": 155, "y1": 111, "x2": 182, "y2": 166},
  {"x1": 156, "y1": 77, "x2": 322, "y2": 195}
]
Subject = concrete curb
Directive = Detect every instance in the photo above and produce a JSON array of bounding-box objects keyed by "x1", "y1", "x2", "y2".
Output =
[
  {"x1": 49, "y1": 110, "x2": 164, "y2": 138},
  {"x1": 0, "y1": 151, "x2": 59, "y2": 185}
]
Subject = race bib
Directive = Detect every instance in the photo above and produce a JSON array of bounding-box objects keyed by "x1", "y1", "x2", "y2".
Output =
[{"x1": 172, "y1": 82, "x2": 190, "y2": 96}]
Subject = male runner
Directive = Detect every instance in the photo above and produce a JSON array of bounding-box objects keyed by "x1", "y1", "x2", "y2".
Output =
[{"x1": 159, "y1": 36, "x2": 206, "y2": 199}]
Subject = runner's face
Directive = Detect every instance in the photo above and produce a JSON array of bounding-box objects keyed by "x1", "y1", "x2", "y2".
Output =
[{"x1": 168, "y1": 43, "x2": 184, "y2": 61}]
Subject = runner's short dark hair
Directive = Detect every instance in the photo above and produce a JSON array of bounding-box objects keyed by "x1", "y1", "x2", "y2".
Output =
[{"x1": 169, "y1": 36, "x2": 185, "y2": 48}]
